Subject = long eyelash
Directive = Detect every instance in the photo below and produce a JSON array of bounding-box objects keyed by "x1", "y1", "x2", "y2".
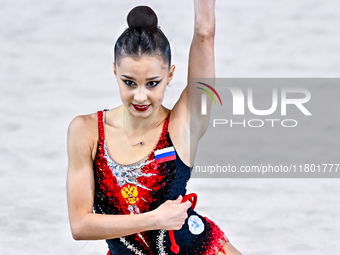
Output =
[
  {"x1": 123, "y1": 80, "x2": 135, "y2": 86},
  {"x1": 148, "y1": 81, "x2": 160, "y2": 87},
  {"x1": 122, "y1": 80, "x2": 159, "y2": 87}
]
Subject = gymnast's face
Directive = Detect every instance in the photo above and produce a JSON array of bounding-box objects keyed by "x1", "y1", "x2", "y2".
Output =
[{"x1": 113, "y1": 55, "x2": 175, "y2": 117}]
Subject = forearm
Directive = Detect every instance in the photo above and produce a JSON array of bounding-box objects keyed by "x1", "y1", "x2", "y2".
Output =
[
  {"x1": 194, "y1": 0, "x2": 216, "y2": 36},
  {"x1": 71, "y1": 210, "x2": 158, "y2": 240}
]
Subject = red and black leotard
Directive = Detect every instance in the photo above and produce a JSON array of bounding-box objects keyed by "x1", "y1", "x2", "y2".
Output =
[{"x1": 93, "y1": 109, "x2": 229, "y2": 255}]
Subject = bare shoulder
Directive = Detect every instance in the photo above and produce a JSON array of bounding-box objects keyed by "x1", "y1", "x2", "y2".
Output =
[
  {"x1": 68, "y1": 112, "x2": 98, "y2": 139},
  {"x1": 67, "y1": 112, "x2": 99, "y2": 161}
]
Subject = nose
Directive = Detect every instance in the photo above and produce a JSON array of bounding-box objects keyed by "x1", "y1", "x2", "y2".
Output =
[{"x1": 134, "y1": 87, "x2": 147, "y2": 103}]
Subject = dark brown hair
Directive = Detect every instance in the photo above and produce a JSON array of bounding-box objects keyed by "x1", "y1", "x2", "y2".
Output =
[{"x1": 114, "y1": 6, "x2": 171, "y2": 68}]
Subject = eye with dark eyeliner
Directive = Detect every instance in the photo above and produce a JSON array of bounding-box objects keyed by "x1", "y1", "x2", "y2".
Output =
[
  {"x1": 122, "y1": 80, "x2": 136, "y2": 87},
  {"x1": 123, "y1": 80, "x2": 160, "y2": 87},
  {"x1": 147, "y1": 81, "x2": 160, "y2": 87}
]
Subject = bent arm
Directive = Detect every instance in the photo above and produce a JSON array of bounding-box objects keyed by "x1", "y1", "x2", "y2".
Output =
[{"x1": 66, "y1": 116, "x2": 158, "y2": 240}]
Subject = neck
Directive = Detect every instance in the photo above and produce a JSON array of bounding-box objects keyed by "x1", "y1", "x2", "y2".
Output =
[{"x1": 121, "y1": 105, "x2": 166, "y2": 135}]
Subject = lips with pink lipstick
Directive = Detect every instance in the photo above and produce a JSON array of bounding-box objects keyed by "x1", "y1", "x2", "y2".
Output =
[{"x1": 132, "y1": 104, "x2": 150, "y2": 111}]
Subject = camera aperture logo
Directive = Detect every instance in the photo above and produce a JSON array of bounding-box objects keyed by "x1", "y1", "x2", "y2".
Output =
[
  {"x1": 196, "y1": 83, "x2": 312, "y2": 128},
  {"x1": 196, "y1": 82, "x2": 223, "y2": 115}
]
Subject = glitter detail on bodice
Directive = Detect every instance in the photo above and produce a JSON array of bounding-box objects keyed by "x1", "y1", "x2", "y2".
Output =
[{"x1": 103, "y1": 141, "x2": 158, "y2": 191}]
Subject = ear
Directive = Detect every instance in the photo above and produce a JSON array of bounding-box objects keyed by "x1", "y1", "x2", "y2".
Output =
[
  {"x1": 167, "y1": 65, "x2": 176, "y2": 84},
  {"x1": 112, "y1": 62, "x2": 117, "y2": 76}
]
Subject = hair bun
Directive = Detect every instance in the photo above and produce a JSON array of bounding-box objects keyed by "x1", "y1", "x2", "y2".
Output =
[{"x1": 127, "y1": 6, "x2": 158, "y2": 31}]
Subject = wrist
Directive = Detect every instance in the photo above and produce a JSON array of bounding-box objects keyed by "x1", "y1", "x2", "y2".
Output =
[{"x1": 143, "y1": 210, "x2": 159, "y2": 231}]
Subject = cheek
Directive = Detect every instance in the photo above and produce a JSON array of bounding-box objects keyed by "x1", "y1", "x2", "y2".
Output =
[
  {"x1": 118, "y1": 88, "x2": 126, "y2": 100},
  {"x1": 156, "y1": 90, "x2": 165, "y2": 103},
  {"x1": 118, "y1": 85, "x2": 132, "y2": 99}
]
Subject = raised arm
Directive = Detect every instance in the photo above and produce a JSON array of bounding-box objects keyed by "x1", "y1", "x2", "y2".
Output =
[
  {"x1": 171, "y1": 0, "x2": 216, "y2": 139},
  {"x1": 66, "y1": 115, "x2": 191, "y2": 240}
]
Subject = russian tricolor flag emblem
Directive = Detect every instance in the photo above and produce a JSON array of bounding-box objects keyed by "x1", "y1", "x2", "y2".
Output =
[{"x1": 154, "y1": 146, "x2": 176, "y2": 164}]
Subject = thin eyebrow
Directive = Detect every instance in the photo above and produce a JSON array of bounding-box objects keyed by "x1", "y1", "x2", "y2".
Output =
[{"x1": 121, "y1": 75, "x2": 161, "y2": 81}]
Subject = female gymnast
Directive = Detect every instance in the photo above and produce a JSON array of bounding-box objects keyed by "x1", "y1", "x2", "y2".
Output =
[{"x1": 67, "y1": 1, "x2": 242, "y2": 254}]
